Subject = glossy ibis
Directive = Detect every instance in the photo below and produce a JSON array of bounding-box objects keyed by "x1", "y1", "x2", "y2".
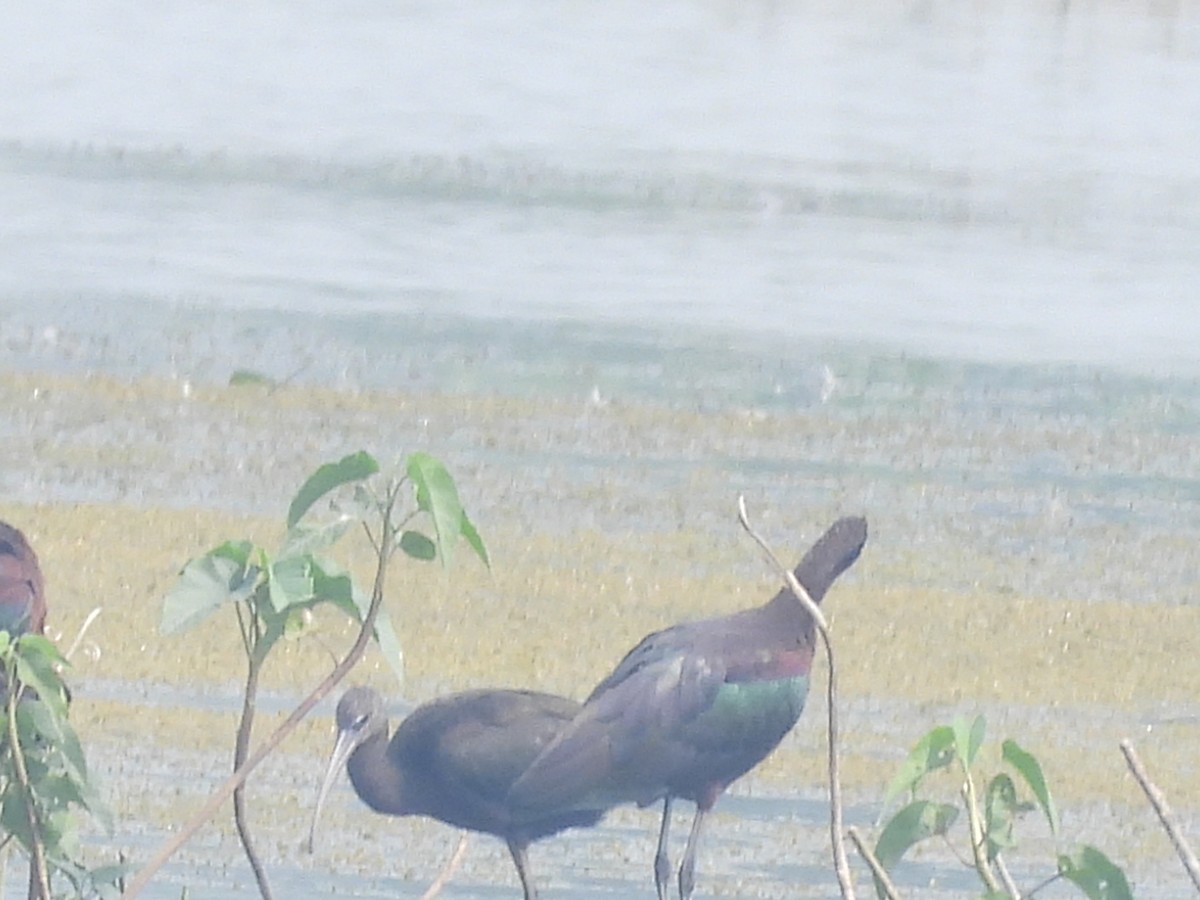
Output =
[
  {"x1": 508, "y1": 515, "x2": 867, "y2": 899},
  {"x1": 308, "y1": 686, "x2": 609, "y2": 899},
  {"x1": 0, "y1": 521, "x2": 46, "y2": 637}
]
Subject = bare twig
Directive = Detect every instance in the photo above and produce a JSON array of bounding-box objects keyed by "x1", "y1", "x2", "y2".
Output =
[
  {"x1": 119, "y1": 485, "x2": 403, "y2": 898},
  {"x1": 1120, "y1": 738, "x2": 1200, "y2": 892},
  {"x1": 737, "y1": 496, "x2": 855, "y2": 900},
  {"x1": 737, "y1": 497, "x2": 828, "y2": 632},
  {"x1": 1024, "y1": 870, "x2": 1063, "y2": 896},
  {"x1": 847, "y1": 826, "x2": 901, "y2": 900},
  {"x1": 62, "y1": 607, "x2": 102, "y2": 662},
  {"x1": 419, "y1": 833, "x2": 471, "y2": 900}
]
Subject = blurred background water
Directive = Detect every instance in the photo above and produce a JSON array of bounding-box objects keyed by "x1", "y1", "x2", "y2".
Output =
[{"x1": 3, "y1": 0, "x2": 1199, "y2": 390}]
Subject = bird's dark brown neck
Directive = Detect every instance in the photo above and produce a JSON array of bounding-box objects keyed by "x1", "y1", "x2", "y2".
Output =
[
  {"x1": 346, "y1": 731, "x2": 411, "y2": 817},
  {"x1": 763, "y1": 516, "x2": 867, "y2": 610},
  {"x1": 758, "y1": 591, "x2": 818, "y2": 647}
]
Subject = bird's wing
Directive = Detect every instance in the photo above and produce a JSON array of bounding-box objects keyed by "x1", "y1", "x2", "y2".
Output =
[
  {"x1": 402, "y1": 690, "x2": 582, "y2": 808},
  {"x1": 508, "y1": 647, "x2": 725, "y2": 812},
  {"x1": 583, "y1": 621, "x2": 695, "y2": 702},
  {"x1": 585, "y1": 515, "x2": 865, "y2": 703}
]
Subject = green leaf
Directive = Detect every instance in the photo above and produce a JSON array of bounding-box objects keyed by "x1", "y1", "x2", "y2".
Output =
[
  {"x1": 984, "y1": 773, "x2": 1019, "y2": 861},
  {"x1": 280, "y1": 517, "x2": 357, "y2": 559},
  {"x1": 883, "y1": 725, "x2": 957, "y2": 808},
  {"x1": 0, "y1": 785, "x2": 34, "y2": 846},
  {"x1": 310, "y1": 558, "x2": 357, "y2": 613},
  {"x1": 254, "y1": 606, "x2": 290, "y2": 662},
  {"x1": 86, "y1": 864, "x2": 133, "y2": 899},
  {"x1": 281, "y1": 605, "x2": 314, "y2": 639},
  {"x1": 287, "y1": 451, "x2": 379, "y2": 528},
  {"x1": 87, "y1": 863, "x2": 133, "y2": 895},
  {"x1": 14, "y1": 637, "x2": 72, "y2": 718},
  {"x1": 12, "y1": 692, "x2": 114, "y2": 835},
  {"x1": 209, "y1": 539, "x2": 256, "y2": 567},
  {"x1": 461, "y1": 512, "x2": 490, "y2": 568},
  {"x1": 312, "y1": 558, "x2": 405, "y2": 684},
  {"x1": 12, "y1": 633, "x2": 69, "y2": 670},
  {"x1": 873, "y1": 800, "x2": 958, "y2": 897},
  {"x1": 399, "y1": 530, "x2": 437, "y2": 561},
  {"x1": 370, "y1": 605, "x2": 405, "y2": 686},
  {"x1": 228, "y1": 369, "x2": 275, "y2": 387},
  {"x1": 1058, "y1": 845, "x2": 1133, "y2": 900},
  {"x1": 407, "y1": 451, "x2": 466, "y2": 569},
  {"x1": 1003, "y1": 738, "x2": 1059, "y2": 836},
  {"x1": 266, "y1": 554, "x2": 314, "y2": 613},
  {"x1": 18, "y1": 698, "x2": 83, "y2": 783},
  {"x1": 161, "y1": 549, "x2": 257, "y2": 634},
  {"x1": 953, "y1": 714, "x2": 986, "y2": 769}
]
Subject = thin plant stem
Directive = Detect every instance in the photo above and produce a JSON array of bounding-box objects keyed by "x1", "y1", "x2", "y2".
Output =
[
  {"x1": 233, "y1": 648, "x2": 274, "y2": 900},
  {"x1": 1120, "y1": 738, "x2": 1200, "y2": 892},
  {"x1": 120, "y1": 484, "x2": 402, "y2": 898},
  {"x1": 6, "y1": 680, "x2": 50, "y2": 900},
  {"x1": 419, "y1": 833, "x2": 471, "y2": 900},
  {"x1": 737, "y1": 496, "x2": 855, "y2": 900},
  {"x1": 1024, "y1": 871, "x2": 1064, "y2": 896},
  {"x1": 994, "y1": 853, "x2": 1020, "y2": 897},
  {"x1": 847, "y1": 826, "x2": 901, "y2": 900},
  {"x1": 960, "y1": 775, "x2": 1001, "y2": 894},
  {"x1": 939, "y1": 831, "x2": 974, "y2": 870}
]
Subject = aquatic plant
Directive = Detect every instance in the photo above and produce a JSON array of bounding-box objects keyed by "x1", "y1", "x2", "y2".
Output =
[
  {"x1": 867, "y1": 715, "x2": 1131, "y2": 900},
  {"x1": 0, "y1": 633, "x2": 123, "y2": 898},
  {"x1": 142, "y1": 450, "x2": 487, "y2": 900}
]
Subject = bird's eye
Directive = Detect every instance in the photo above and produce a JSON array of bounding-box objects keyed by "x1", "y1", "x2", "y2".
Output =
[{"x1": 352, "y1": 714, "x2": 369, "y2": 731}]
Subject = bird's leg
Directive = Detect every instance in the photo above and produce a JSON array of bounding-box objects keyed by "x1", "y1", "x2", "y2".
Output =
[
  {"x1": 507, "y1": 837, "x2": 539, "y2": 900},
  {"x1": 654, "y1": 797, "x2": 673, "y2": 900},
  {"x1": 677, "y1": 803, "x2": 709, "y2": 900}
]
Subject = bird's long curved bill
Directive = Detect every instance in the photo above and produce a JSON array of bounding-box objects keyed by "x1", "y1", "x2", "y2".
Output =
[{"x1": 305, "y1": 727, "x2": 358, "y2": 854}]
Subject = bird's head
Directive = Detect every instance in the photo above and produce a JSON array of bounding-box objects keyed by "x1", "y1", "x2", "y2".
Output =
[{"x1": 305, "y1": 686, "x2": 388, "y2": 853}]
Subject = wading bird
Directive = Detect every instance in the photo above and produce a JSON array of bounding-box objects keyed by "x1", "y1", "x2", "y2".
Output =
[
  {"x1": 508, "y1": 516, "x2": 868, "y2": 899},
  {"x1": 0, "y1": 521, "x2": 46, "y2": 637},
  {"x1": 308, "y1": 686, "x2": 609, "y2": 899}
]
